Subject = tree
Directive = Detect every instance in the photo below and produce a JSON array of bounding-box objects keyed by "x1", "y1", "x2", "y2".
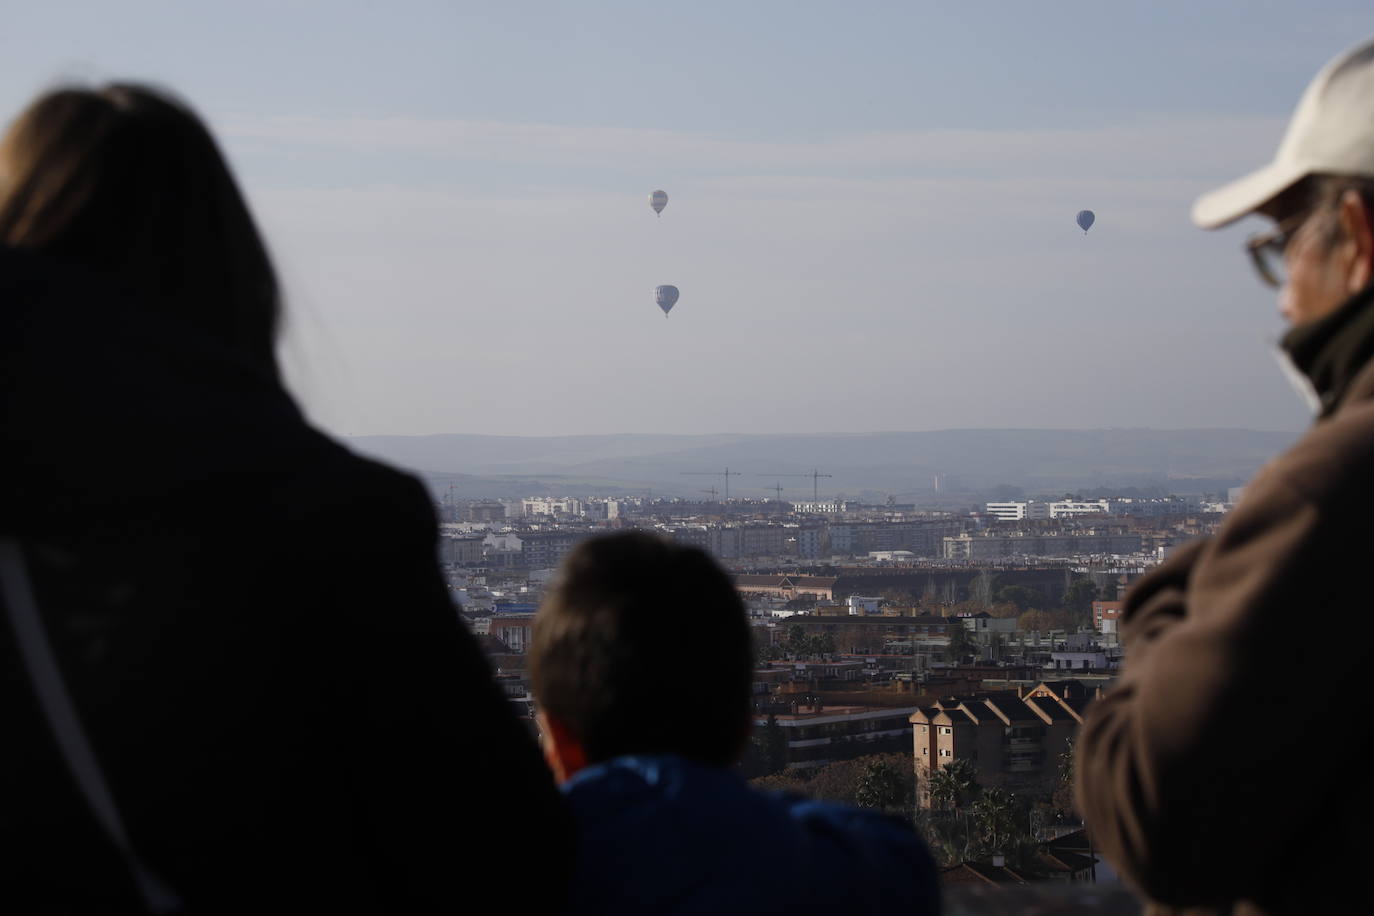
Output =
[
  {"x1": 927, "y1": 758, "x2": 979, "y2": 812},
  {"x1": 750, "y1": 753, "x2": 913, "y2": 810},
  {"x1": 834, "y1": 624, "x2": 877, "y2": 655},
  {"x1": 994, "y1": 585, "x2": 1044, "y2": 612},
  {"x1": 757, "y1": 642, "x2": 785, "y2": 661},
  {"x1": 921, "y1": 576, "x2": 939, "y2": 604},
  {"x1": 855, "y1": 758, "x2": 912, "y2": 815},
  {"x1": 923, "y1": 759, "x2": 982, "y2": 866},
  {"x1": 945, "y1": 621, "x2": 978, "y2": 663},
  {"x1": 985, "y1": 601, "x2": 1020, "y2": 619},
  {"x1": 1052, "y1": 737, "x2": 1077, "y2": 819},
  {"x1": 1018, "y1": 608, "x2": 1073, "y2": 632},
  {"x1": 972, "y1": 787, "x2": 1020, "y2": 855},
  {"x1": 739, "y1": 713, "x2": 789, "y2": 778},
  {"x1": 879, "y1": 588, "x2": 919, "y2": 607},
  {"x1": 1061, "y1": 578, "x2": 1099, "y2": 626},
  {"x1": 970, "y1": 569, "x2": 994, "y2": 606}
]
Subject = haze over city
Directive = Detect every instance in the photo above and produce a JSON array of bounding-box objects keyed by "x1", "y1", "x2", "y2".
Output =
[{"x1": 3, "y1": 2, "x2": 1372, "y2": 438}]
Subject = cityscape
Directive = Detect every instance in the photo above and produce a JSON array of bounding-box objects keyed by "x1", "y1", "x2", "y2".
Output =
[
  {"x1": 5, "y1": 3, "x2": 1372, "y2": 914},
  {"x1": 435, "y1": 476, "x2": 1231, "y2": 898}
]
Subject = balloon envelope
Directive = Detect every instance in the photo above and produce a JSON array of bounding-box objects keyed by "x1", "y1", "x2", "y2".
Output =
[
  {"x1": 1076, "y1": 210, "x2": 1095, "y2": 232},
  {"x1": 654, "y1": 285, "x2": 679, "y2": 315},
  {"x1": 650, "y1": 189, "x2": 668, "y2": 215}
]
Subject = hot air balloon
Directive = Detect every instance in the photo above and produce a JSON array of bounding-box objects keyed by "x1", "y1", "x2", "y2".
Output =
[
  {"x1": 655, "y1": 285, "x2": 679, "y2": 317},
  {"x1": 649, "y1": 189, "x2": 668, "y2": 216},
  {"x1": 1076, "y1": 210, "x2": 1095, "y2": 233}
]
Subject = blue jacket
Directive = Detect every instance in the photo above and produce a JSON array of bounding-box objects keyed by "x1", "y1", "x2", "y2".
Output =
[{"x1": 562, "y1": 755, "x2": 940, "y2": 915}]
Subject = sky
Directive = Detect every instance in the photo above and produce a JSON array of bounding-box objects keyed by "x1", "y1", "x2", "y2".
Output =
[{"x1": 3, "y1": 1, "x2": 1373, "y2": 437}]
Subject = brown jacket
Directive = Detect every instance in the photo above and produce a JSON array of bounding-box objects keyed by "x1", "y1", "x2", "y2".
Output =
[{"x1": 1076, "y1": 288, "x2": 1374, "y2": 915}]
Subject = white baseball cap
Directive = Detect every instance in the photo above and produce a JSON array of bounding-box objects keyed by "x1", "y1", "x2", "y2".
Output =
[{"x1": 1192, "y1": 37, "x2": 1374, "y2": 229}]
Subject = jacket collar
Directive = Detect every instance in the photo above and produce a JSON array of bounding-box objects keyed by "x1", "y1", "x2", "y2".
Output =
[{"x1": 1280, "y1": 283, "x2": 1374, "y2": 417}]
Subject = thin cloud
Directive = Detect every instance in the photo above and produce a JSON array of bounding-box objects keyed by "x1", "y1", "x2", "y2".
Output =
[{"x1": 221, "y1": 113, "x2": 1287, "y2": 182}]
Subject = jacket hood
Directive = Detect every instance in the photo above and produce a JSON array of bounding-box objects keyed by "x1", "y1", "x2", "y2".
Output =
[{"x1": 562, "y1": 755, "x2": 938, "y2": 916}]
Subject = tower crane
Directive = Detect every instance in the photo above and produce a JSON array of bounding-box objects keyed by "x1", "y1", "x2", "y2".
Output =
[
  {"x1": 681, "y1": 468, "x2": 742, "y2": 501},
  {"x1": 756, "y1": 469, "x2": 832, "y2": 501}
]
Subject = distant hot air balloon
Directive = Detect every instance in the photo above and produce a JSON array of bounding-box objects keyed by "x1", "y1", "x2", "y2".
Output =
[
  {"x1": 655, "y1": 285, "x2": 679, "y2": 317},
  {"x1": 1076, "y1": 210, "x2": 1095, "y2": 233},
  {"x1": 650, "y1": 189, "x2": 669, "y2": 216}
]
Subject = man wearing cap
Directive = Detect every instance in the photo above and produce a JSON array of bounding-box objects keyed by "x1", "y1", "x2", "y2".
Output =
[{"x1": 1075, "y1": 39, "x2": 1374, "y2": 915}]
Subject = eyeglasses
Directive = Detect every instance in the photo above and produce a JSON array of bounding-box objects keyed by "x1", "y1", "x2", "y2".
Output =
[{"x1": 1244, "y1": 211, "x2": 1311, "y2": 289}]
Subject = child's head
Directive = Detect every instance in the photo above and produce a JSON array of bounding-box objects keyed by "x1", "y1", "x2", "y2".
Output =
[{"x1": 529, "y1": 531, "x2": 753, "y2": 780}]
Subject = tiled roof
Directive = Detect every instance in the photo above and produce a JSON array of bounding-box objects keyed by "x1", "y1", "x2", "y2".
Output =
[
  {"x1": 986, "y1": 696, "x2": 1047, "y2": 724},
  {"x1": 1061, "y1": 696, "x2": 1094, "y2": 718},
  {"x1": 1024, "y1": 695, "x2": 1076, "y2": 722},
  {"x1": 939, "y1": 861, "x2": 1031, "y2": 885},
  {"x1": 1038, "y1": 849, "x2": 1096, "y2": 873},
  {"x1": 736, "y1": 575, "x2": 788, "y2": 587}
]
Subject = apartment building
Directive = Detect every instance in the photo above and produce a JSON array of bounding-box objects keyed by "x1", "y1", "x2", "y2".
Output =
[
  {"x1": 829, "y1": 519, "x2": 966, "y2": 557},
  {"x1": 1092, "y1": 600, "x2": 1124, "y2": 634},
  {"x1": 465, "y1": 500, "x2": 507, "y2": 522},
  {"x1": 795, "y1": 525, "x2": 828, "y2": 558},
  {"x1": 942, "y1": 532, "x2": 1142, "y2": 560},
  {"x1": 985, "y1": 501, "x2": 1050, "y2": 521},
  {"x1": 740, "y1": 524, "x2": 788, "y2": 558},
  {"x1": 488, "y1": 615, "x2": 536, "y2": 653},
  {"x1": 911, "y1": 681, "x2": 1094, "y2": 805},
  {"x1": 518, "y1": 531, "x2": 593, "y2": 570},
  {"x1": 438, "y1": 534, "x2": 485, "y2": 566},
  {"x1": 1048, "y1": 500, "x2": 1111, "y2": 519},
  {"x1": 735, "y1": 575, "x2": 838, "y2": 601},
  {"x1": 792, "y1": 500, "x2": 851, "y2": 514},
  {"x1": 522, "y1": 497, "x2": 583, "y2": 517},
  {"x1": 755, "y1": 703, "x2": 921, "y2": 770}
]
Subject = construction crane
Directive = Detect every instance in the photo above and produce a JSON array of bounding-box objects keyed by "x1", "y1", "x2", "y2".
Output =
[
  {"x1": 762, "y1": 482, "x2": 786, "y2": 502},
  {"x1": 757, "y1": 469, "x2": 832, "y2": 501},
  {"x1": 681, "y1": 468, "x2": 742, "y2": 500},
  {"x1": 701, "y1": 487, "x2": 719, "y2": 501}
]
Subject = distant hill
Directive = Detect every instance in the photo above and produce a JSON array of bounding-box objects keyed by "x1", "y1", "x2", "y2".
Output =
[{"x1": 346, "y1": 429, "x2": 1299, "y2": 501}]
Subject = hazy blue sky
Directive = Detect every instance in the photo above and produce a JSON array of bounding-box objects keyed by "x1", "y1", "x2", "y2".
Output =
[{"x1": 4, "y1": 2, "x2": 1373, "y2": 436}]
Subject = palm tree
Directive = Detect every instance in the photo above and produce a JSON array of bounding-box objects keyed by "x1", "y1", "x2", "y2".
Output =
[
  {"x1": 972, "y1": 787, "x2": 1019, "y2": 854},
  {"x1": 927, "y1": 758, "x2": 979, "y2": 812}
]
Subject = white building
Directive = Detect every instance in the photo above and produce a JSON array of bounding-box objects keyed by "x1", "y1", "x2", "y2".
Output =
[
  {"x1": 845, "y1": 596, "x2": 882, "y2": 615},
  {"x1": 1048, "y1": 500, "x2": 1111, "y2": 519},
  {"x1": 792, "y1": 500, "x2": 850, "y2": 514},
  {"x1": 985, "y1": 501, "x2": 1050, "y2": 521},
  {"x1": 522, "y1": 497, "x2": 584, "y2": 517}
]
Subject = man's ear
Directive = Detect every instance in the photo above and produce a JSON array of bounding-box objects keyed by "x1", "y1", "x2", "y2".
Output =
[
  {"x1": 1339, "y1": 189, "x2": 1374, "y2": 294},
  {"x1": 536, "y1": 710, "x2": 589, "y2": 784}
]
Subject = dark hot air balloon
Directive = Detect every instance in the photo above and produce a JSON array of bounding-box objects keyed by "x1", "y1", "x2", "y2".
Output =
[
  {"x1": 649, "y1": 189, "x2": 668, "y2": 216},
  {"x1": 1076, "y1": 210, "x2": 1095, "y2": 233},
  {"x1": 654, "y1": 285, "x2": 679, "y2": 317}
]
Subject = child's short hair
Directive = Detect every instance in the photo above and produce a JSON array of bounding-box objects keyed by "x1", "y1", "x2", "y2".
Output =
[{"x1": 529, "y1": 531, "x2": 753, "y2": 766}]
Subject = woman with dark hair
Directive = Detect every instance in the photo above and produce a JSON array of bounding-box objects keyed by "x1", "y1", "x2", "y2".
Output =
[
  {"x1": 0, "y1": 85, "x2": 571, "y2": 914},
  {"x1": 0, "y1": 85, "x2": 280, "y2": 375}
]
